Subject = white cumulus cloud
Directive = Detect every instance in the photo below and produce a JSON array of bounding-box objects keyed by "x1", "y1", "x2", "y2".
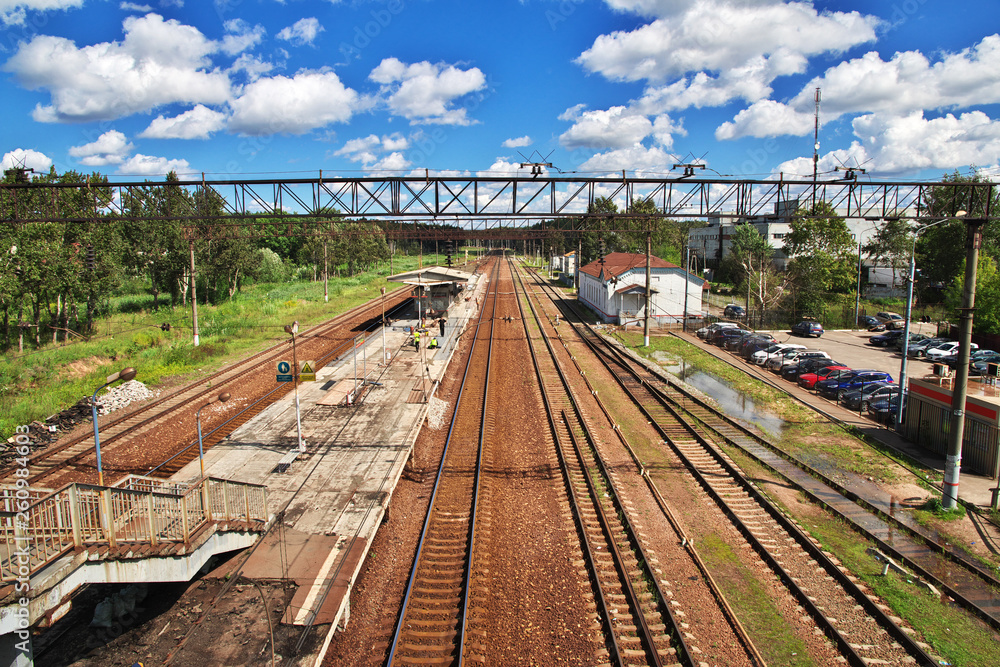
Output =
[
  {"x1": 228, "y1": 69, "x2": 361, "y2": 135},
  {"x1": 559, "y1": 106, "x2": 653, "y2": 150},
  {"x1": 2, "y1": 13, "x2": 230, "y2": 122},
  {"x1": 370, "y1": 57, "x2": 486, "y2": 125},
  {"x1": 277, "y1": 17, "x2": 323, "y2": 46},
  {"x1": 853, "y1": 111, "x2": 1000, "y2": 174},
  {"x1": 503, "y1": 136, "x2": 532, "y2": 148},
  {"x1": 579, "y1": 1, "x2": 877, "y2": 84},
  {"x1": 119, "y1": 2, "x2": 152, "y2": 11},
  {"x1": 334, "y1": 133, "x2": 410, "y2": 167},
  {"x1": 773, "y1": 111, "x2": 1000, "y2": 178},
  {"x1": 715, "y1": 100, "x2": 815, "y2": 140},
  {"x1": 578, "y1": 145, "x2": 677, "y2": 174},
  {"x1": 118, "y1": 153, "x2": 191, "y2": 176},
  {"x1": 68, "y1": 130, "x2": 134, "y2": 165},
  {"x1": 140, "y1": 104, "x2": 228, "y2": 139},
  {"x1": 221, "y1": 19, "x2": 265, "y2": 56},
  {"x1": 1, "y1": 148, "x2": 53, "y2": 173},
  {"x1": 787, "y1": 35, "x2": 1000, "y2": 121},
  {"x1": 1, "y1": 0, "x2": 83, "y2": 26}
]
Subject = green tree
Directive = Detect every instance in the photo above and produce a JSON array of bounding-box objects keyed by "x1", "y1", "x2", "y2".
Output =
[
  {"x1": 731, "y1": 223, "x2": 787, "y2": 326},
  {"x1": 916, "y1": 171, "x2": 999, "y2": 301},
  {"x1": 785, "y1": 202, "x2": 856, "y2": 312},
  {"x1": 862, "y1": 218, "x2": 913, "y2": 289},
  {"x1": 944, "y1": 254, "x2": 1000, "y2": 335}
]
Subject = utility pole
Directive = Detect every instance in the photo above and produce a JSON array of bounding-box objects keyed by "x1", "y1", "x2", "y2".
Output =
[
  {"x1": 683, "y1": 245, "x2": 690, "y2": 333},
  {"x1": 189, "y1": 241, "x2": 199, "y2": 347},
  {"x1": 943, "y1": 210, "x2": 988, "y2": 509},
  {"x1": 323, "y1": 237, "x2": 329, "y2": 303},
  {"x1": 644, "y1": 230, "x2": 652, "y2": 346},
  {"x1": 812, "y1": 87, "x2": 821, "y2": 206}
]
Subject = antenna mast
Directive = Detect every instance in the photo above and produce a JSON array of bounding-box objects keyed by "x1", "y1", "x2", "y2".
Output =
[{"x1": 812, "y1": 87, "x2": 821, "y2": 187}]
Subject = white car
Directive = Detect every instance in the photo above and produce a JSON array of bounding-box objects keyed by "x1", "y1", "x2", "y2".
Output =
[
  {"x1": 765, "y1": 348, "x2": 830, "y2": 372},
  {"x1": 751, "y1": 343, "x2": 805, "y2": 366},
  {"x1": 926, "y1": 341, "x2": 978, "y2": 361}
]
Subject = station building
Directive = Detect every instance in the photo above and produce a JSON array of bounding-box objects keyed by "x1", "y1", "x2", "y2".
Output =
[
  {"x1": 387, "y1": 266, "x2": 473, "y2": 320},
  {"x1": 577, "y1": 252, "x2": 704, "y2": 326}
]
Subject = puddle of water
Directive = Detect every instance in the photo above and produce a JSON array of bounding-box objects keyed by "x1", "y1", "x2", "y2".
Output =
[{"x1": 661, "y1": 357, "x2": 787, "y2": 435}]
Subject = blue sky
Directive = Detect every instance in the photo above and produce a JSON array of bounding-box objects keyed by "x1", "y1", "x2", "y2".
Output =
[{"x1": 1, "y1": 0, "x2": 999, "y2": 184}]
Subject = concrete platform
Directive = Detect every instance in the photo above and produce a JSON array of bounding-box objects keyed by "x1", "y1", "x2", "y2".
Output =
[{"x1": 171, "y1": 272, "x2": 486, "y2": 665}]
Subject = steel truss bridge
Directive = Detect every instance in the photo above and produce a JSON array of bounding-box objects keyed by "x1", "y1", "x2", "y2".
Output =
[{"x1": 1, "y1": 174, "x2": 995, "y2": 240}]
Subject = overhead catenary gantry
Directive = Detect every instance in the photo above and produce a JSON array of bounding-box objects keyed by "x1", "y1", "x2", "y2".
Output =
[{"x1": 1, "y1": 173, "x2": 996, "y2": 240}]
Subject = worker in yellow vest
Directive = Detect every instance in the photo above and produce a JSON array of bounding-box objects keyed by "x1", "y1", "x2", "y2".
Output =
[{"x1": 413, "y1": 329, "x2": 420, "y2": 350}]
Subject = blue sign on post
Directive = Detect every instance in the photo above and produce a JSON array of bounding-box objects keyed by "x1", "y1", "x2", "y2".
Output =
[{"x1": 277, "y1": 360, "x2": 293, "y2": 382}]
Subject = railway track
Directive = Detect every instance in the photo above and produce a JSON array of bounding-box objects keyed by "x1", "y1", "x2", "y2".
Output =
[
  {"x1": 513, "y1": 259, "x2": 697, "y2": 667},
  {"x1": 4, "y1": 289, "x2": 412, "y2": 488},
  {"x1": 524, "y1": 267, "x2": 944, "y2": 667},
  {"x1": 652, "y1": 351, "x2": 1000, "y2": 632},
  {"x1": 386, "y1": 258, "x2": 499, "y2": 665}
]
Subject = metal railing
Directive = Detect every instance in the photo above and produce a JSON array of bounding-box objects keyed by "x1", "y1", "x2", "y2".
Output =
[{"x1": 0, "y1": 475, "x2": 268, "y2": 582}]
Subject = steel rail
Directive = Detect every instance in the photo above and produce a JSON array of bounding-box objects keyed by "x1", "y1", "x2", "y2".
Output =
[
  {"x1": 512, "y1": 259, "x2": 690, "y2": 667},
  {"x1": 144, "y1": 299, "x2": 413, "y2": 477},
  {"x1": 386, "y1": 255, "x2": 500, "y2": 666},
  {"x1": 521, "y1": 267, "x2": 767, "y2": 667},
  {"x1": 562, "y1": 319, "x2": 937, "y2": 665},
  {"x1": 525, "y1": 279, "x2": 937, "y2": 666},
  {"x1": 586, "y1": 337, "x2": 931, "y2": 664},
  {"x1": 8, "y1": 290, "x2": 411, "y2": 485},
  {"x1": 644, "y1": 339, "x2": 1000, "y2": 632}
]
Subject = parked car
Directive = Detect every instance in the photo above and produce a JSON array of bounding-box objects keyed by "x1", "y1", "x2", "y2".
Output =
[
  {"x1": 696, "y1": 321, "x2": 739, "y2": 340},
  {"x1": 939, "y1": 347, "x2": 996, "y2": 367},
  {"x1": 858, "y1": 315, "x2": 885, "y2": 331},
  {"x1": 841, "y1": 382, "x2": 900, "y2": 412},
  {"x1": 737, "y1": 332, "x2": 776, "y2": 357},
  {"x1": 781, "y1": 356, "x2": 843, "y2": 382},
  {"x1": 741, "y1": 338, "x2": 776, "y2": 361},
  {"x1": 797, "y1": 365, "x2": 851, "y2": 390},
  {"x1": 907, "y1": 337, "x2": 951, "y2": 358},
  {"x1": 765, "y1": 347, "x2": 828, "y2": 372},
  {"x1": 869, "y1": 330, "x2": 905, "y2": 347},
  {"x1": 723, "y1": 330, "x2": 762, "y2": 351},
  {"x1": 925, "y1": 341, "x2": 978, "y2": 361},
  {"x1": 895, "y1": 332, "x2": 930, "y2": 352},
  {"x1": 870, "y1": 395, "x2": 906, "y2": 426},
  {"x1": 816, "y1": 370, "x2": 895, "y2": 401},
  {"x1": 972, "y1": 354, "x2": 1000, "y2": 376},
  {"x1": 750, "y1": 343, "x2": 805, "y2": 366},
  {"x1": 711, "y1": 327, "x2": 750, "y2": 346},
  {"x1": 723, "y1": 304, "x2": 746, "y2": 319},
  {"x1": 791, "y1": 320, "x2": 824, "y2": 337},
  {"x1": 875, "y1": 311, "x2": 906, "y2": 330}
]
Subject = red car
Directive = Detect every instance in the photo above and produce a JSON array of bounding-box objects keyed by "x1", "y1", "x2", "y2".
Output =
[{"x1": 797, "y1": 365, "x2": 851, "y2": 390}]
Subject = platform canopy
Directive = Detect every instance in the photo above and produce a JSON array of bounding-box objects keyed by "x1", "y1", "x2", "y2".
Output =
[{"x1": 387, "y1": 266, "x2": 473, "y2": 285}]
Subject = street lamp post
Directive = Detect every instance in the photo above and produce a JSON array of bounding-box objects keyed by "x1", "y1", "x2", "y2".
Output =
[
  {"x1": 91, "y1": 366, "x2": 137, "y2": 486},
  {"x1": 284, "y1": 322, "x2": 306, "y2": 453},
  {"x1": 381, "y1": 286, "x2": 387, "y2": 365},
  {"x1": 196, "y1": 392, "x2": 231, "y2": 477},
  {"x1": 897, "y1": 215, "x2": 956, "y2": 430}
]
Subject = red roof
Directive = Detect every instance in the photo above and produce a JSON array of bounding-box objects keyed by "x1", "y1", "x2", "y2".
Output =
[{"x1": 579, "y1": 252, "x2": 679, "y2": 280}]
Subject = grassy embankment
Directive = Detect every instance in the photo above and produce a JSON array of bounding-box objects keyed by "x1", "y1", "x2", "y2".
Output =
[{"x1": 0, "y1": 254, "x2": 451, "y2": 437}]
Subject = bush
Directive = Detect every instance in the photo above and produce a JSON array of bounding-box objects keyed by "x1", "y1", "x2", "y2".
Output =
[{"x1": 254, "y1": 248, "x2": 288, "y2": 283}]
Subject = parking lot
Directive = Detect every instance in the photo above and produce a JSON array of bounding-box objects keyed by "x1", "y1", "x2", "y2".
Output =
[{"x1": 751, "y1": 321, "x2": 941, "y2": 383}]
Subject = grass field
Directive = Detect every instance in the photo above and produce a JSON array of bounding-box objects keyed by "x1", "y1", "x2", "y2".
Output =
[{"x1": 0, "y1": 253, "x2": 458, "y2": 436}]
